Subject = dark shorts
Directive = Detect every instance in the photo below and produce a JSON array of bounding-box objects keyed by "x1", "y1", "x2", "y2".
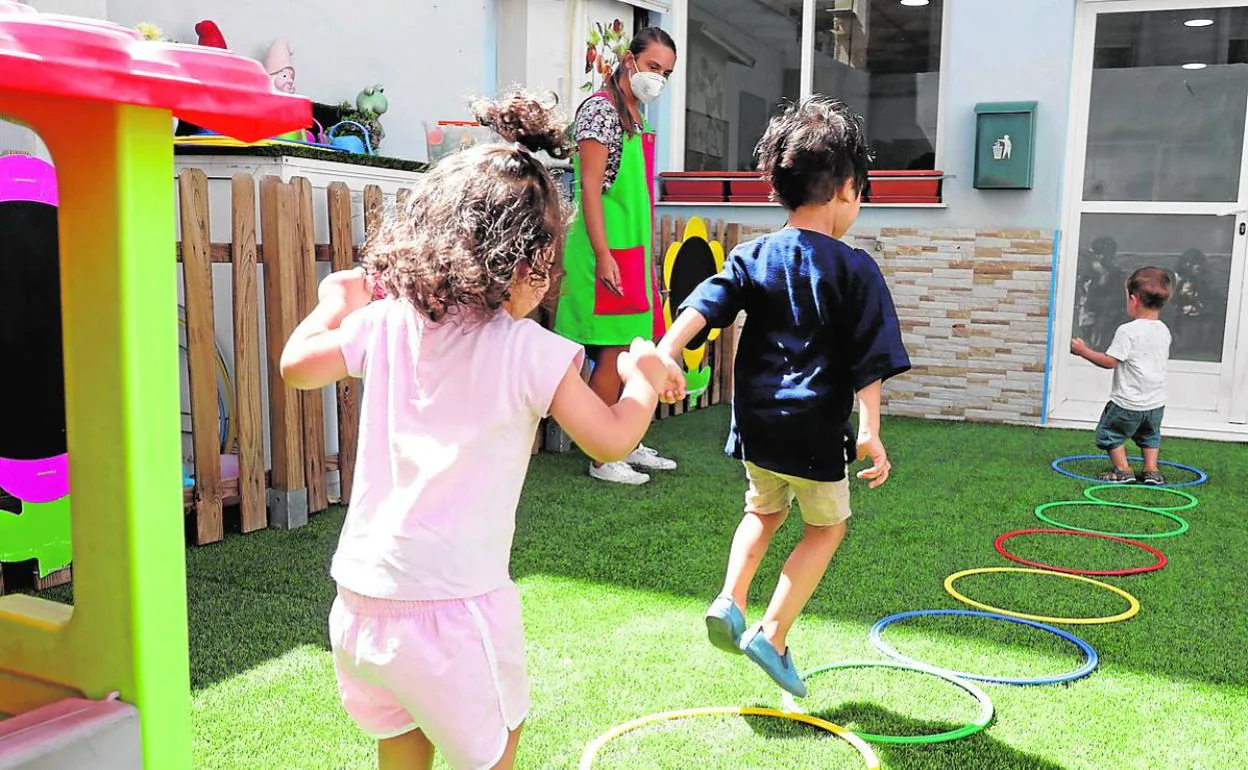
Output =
[{"x1": 1095, "y1": 401, "x2": 1164, "y2": 450}]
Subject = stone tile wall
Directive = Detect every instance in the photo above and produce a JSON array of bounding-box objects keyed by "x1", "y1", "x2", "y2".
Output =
[{"x1": 736, "y1": 226, "x2": 1055, "y2": 425}]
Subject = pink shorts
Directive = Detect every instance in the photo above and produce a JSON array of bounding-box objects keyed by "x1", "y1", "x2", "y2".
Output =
[{"x1": 329, "y1": 583, "x2": 530, "y2": 770}]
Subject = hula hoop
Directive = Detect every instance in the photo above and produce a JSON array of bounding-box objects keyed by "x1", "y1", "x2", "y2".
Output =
[
  {"x1": 1082, "y1": 483, "x2": 1198, "y2": 512},
  {"x1": 1035, "y1": 500, "x2": 1189, "y2": 540},
  {"x1": 994, "y1": 528, "x2": 1167, "y2": 576},
  {"x1": 578, "y1": 706, "x2": 880, "y2": 770},
  {"x1": 796, "y1": 660, "x2": 993, "y2": 744},
  {"x1": 1051, "y1": 454, "x2": 1207, "y2": 487},
  {"x1": 869, "y1": 609, "x2": 1099, "y2": 686},
  {"x1": 944, "y1": 567, "x2": 1140, "y2": 625}
]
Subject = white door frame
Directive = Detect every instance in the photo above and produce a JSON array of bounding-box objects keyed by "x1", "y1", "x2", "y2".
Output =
[{"x1": 1048, "y1": 0, "x2": 1248, "y2": 440}]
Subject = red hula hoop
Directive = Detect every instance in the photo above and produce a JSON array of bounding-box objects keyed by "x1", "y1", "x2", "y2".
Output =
[{"x1": 994, "y1": 528, "x2": 1167, "y2": 576}]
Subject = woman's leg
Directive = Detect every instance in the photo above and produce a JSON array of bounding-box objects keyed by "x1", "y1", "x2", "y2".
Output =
[
  {"x1": 585, "y1": 346, "x2": 650, "y2": 483},
  {"x1": 378, "y1": 730, "x2": 434, "y2": 770},
  {"x1": 588, "y1": 345, "x2": 626, "y2": 406}
]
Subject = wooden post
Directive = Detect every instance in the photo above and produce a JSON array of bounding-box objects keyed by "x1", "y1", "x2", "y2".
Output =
[
  {"x1": 231, "y1": 174, "x2": 267, "y2": 533},
  {"x1": 327, "y1": 182, "x2": 359, "y2": 505},
  {"x1": 655, "y1": 215, "x2": 674, "y2": 420},
  {"x1": 293, "y1": 177, "x2": 328, "y2": 515},
  {"x1": 260, "y1": 176, "x2": 307, "y2": 528},
  {"x1": 363, "y1": 184, "x2": 383, "y2": 238},
  {"x1": 178, "y1": 170, "x2": 223, "y2": 545}
]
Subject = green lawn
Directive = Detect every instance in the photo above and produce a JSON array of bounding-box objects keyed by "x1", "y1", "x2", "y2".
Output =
[{"x1": 84, "y1": 410, "x2": 1248, "y2": 767}]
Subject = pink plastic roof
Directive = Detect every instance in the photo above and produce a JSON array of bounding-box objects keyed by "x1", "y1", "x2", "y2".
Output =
[{"x1": 0, "y1": 1, "x2": 310, "y2": 142}]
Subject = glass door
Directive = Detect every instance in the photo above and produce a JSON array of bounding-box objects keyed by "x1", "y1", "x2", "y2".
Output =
[{"x1": 1052, "y1": 0, "x2": 1248, "y2": 432}]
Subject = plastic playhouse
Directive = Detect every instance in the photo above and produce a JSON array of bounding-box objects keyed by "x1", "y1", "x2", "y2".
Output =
[{"x1": 0, "y1": 3, "x2": 310, "y2": 768}]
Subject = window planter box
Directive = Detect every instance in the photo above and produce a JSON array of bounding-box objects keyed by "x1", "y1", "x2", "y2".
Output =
[
  {"x1": 867, "y1": 170, "x2": 942, "y2": 204},
  {"x1": 659, "y1": 170, "x2": 945, "y2": 205},
  {"x1": 660, "y1": 171, "x2": 727, "y2": 201}
]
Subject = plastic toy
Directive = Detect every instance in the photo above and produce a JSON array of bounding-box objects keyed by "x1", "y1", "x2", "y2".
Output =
[
  {"x1": 0, "y1": 3, "x2": 310, "y2": 768},
  {"x1": 326, "y1": 119, "x2": 374, "y2": 155},
  {"x1": 0, "y1": 154, "x2": 73, "y2": 585}
]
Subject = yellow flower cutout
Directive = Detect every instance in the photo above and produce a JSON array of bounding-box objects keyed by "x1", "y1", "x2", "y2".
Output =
[{"x1": 663, "y1": 217, "x2": 725, "y2": 398}]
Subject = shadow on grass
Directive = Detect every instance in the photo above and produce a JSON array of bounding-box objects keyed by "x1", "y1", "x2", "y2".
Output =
[{"x1": 744, "y1": 701, "x2": 1069, "y2": 770}]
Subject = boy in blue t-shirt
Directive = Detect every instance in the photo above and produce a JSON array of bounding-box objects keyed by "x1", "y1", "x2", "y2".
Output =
[{"x1": 657, "y1": 96, "x2": 911, "y2": 697}]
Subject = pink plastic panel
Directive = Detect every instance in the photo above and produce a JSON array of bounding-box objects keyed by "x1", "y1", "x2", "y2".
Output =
[
  {"x1": 0, "y1": 0, "x2": 310, "y2": 142},
  {"x1": 0, "y1": 153, "x2": 57, "y2": 206},
  {"x1": 0, "y1": 455, "x2": 69, "y2": 503}
]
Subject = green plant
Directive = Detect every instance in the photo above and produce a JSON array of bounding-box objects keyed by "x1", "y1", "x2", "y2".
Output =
[{"x1": 582, "y1": 19, "x2": 629, "y2": 93}]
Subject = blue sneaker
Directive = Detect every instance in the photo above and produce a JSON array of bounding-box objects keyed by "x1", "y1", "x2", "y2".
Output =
[
  {"x1": 740, "y1": 625, "x2": 807, "y2": 698},
  {"x1": 704, "y1": 595, "x2": 745, "y2": 655}
]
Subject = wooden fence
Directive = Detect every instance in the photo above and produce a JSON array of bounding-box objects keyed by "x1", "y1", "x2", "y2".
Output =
[
  {"x1": 179, "y1": 176, "x2": 746, "y2": 548},
  {"x1": 0, "y1": 176, "x2": 746, "y2": 594}
]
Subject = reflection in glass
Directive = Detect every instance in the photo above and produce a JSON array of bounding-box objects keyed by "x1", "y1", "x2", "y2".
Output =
[
  {"x1": 1072, "y1": 215, "x2": 1233, "y2": 363},
  {"x1": 812, "y1": 0, "x2": 943, "y2": 170},
  {"x1": 686, "y1": 0, "x2": 801, "y2": 171},
  {"x1": 1085, "y1": 8, "x2": 1248, "y2": 202}
]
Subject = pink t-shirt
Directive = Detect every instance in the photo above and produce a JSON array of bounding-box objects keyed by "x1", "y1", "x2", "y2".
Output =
[{"x1": 333, "y1": 299, "x2": 583, "y2": 600}]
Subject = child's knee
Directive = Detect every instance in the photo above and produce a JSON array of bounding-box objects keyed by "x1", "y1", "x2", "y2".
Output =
[
  {"x1": 802, "y1": 520, "x2": 847, "y2": 543},
  {"x1": 748, "y1": 507, "x2": 790, "y2": 529}
]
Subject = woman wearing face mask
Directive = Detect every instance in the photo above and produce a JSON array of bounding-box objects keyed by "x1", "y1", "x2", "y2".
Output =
[{"x1": 555, "y1": 26, "x2": 678, "y2": 485}]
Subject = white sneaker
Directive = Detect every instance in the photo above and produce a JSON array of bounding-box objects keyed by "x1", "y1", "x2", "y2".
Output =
[
  {"x1": 626, "y1": 443, "x2": 677, "y2": 471},
  {"x1": 589, "y1": 460, "x2": 650, "y2": 485}
]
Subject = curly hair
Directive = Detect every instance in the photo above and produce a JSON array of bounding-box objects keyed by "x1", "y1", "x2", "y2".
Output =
[
  {"x1": 362, "y1": 88, "x2": 575, "y2": 323},
  {"x1": 754, "y1": 96, "x2": 872, "y2": 211}
]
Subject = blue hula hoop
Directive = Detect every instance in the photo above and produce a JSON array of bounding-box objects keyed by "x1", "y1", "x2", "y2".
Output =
[
  {"x1": 869, "y1": 609, "x2": 1099, "y2": 686},
  {"x1": 1051, "y1": 454, "x2": 1207, "y2": 488}
]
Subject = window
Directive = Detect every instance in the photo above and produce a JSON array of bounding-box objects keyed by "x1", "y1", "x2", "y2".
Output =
[
  {"x1": 684, "y1": 0, "x2": 802, "y2": 171},
  {"x1": 676, "y1": 0, "x2": 944, "y2": 172}
]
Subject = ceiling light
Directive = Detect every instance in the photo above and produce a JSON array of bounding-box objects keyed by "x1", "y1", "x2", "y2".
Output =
[
  {"x1": 1184, "y1": 18, "x2": 1214, "y2": 27},
  {"x1": 900, "y1": 0, "x2": 930, "y2": 6},
  {"x1": 1182, "y1": 62, "x2": 1208, "y2": 70}
]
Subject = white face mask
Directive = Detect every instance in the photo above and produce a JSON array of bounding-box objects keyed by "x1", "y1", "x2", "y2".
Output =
[{"x1": 629, "y1": 66, "x2": 666, "y2": 104}]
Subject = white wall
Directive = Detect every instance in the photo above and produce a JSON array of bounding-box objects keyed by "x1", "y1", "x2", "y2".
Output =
[
  {"x1": 92, "y1": 0, "x2": 493, "y2": 161},
  {"x1": 500, "y1": 0, "x2": 639, "y2": 116}
]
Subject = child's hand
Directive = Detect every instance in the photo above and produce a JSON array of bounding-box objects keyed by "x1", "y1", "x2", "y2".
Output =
[
  {"x1": 855, "y1": 435, "x2": 891, "y2": 489},
  {"x1": 618, "y1": 338, "x2": 669, "y2": 393},
  {"x1": 1070, "y1": 337, "x2": 1088, "y2": 356},
  {"x1": 658, "y1": 350, "x2": 686, "y2": 404}
]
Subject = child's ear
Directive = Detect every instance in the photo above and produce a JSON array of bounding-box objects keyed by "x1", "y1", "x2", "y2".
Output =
[{"x1": 837, "y1": 178, "x2": 862, "y2": 203}]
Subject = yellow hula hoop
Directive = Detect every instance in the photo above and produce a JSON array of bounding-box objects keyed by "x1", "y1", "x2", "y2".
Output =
[
  {"x1": 578, "y1": 706, "x2": 880, "y2": 770},
  {"x1": 944, "y1": 567, "x2": 1140, "y2": 625}
]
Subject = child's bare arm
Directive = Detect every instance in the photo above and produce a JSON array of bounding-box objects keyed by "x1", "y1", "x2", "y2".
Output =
[
  {"x1": 549, "y1": 339, "x2": 665, "y2": 462},
  {"x1": 854, "y1": 379, "x2": 891, "y2": 488},
  {"x1": 280, "y1": 268, "x2": 372, "y2": 390},
  {"x1": 1070, "y1": 337, "x2": 1119, "y2": 369},
  {"x1": 656, "y1": 308, "x2": 709, "y2": 401}
]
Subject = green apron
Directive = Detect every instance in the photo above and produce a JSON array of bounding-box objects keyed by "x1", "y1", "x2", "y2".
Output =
[{"x1": 555, "y1": 98, "x2": 662, "y2": 345}]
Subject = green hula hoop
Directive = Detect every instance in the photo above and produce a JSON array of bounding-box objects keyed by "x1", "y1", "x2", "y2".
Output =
[
  {"x1": 1082, "y1": 484, "x2": 1198, "y2": 513},
  {"x1": 1035, "y1": 500, "x2": 1189, "y2": 539},
  {"x1": 799, "y1": 660, "x2": 994, "y2": 744}
]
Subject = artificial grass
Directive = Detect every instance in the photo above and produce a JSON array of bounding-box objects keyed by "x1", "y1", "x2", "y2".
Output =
[{"x1": 46, "y1": 409, "x2": 1248, "y2": 768}]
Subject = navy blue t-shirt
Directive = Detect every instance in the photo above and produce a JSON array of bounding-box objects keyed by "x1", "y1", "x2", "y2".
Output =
[{"x1": 680, "y1": 228, "x2": 911, "y2": 482}]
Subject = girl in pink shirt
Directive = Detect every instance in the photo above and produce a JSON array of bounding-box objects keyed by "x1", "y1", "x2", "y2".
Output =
[{"x1": 280, "y1": 90, "x2": 670, "y2": 770}]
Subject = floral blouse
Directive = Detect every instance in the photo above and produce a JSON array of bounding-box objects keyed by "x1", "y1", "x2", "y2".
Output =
[{"x1": 575, "y1": 95, "x2": 624, "y2": 192}]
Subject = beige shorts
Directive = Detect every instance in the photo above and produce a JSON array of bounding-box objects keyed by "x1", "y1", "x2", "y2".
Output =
[{"x1": 743, "y1": 461, "x2": 852, "y2": 527}]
